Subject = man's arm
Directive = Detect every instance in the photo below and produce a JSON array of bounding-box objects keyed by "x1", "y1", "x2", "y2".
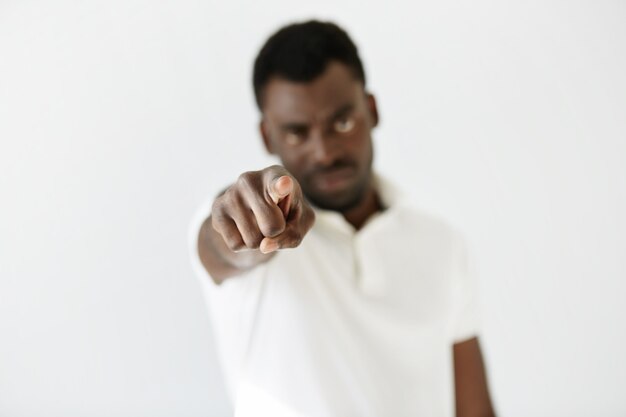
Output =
[
  {"x1": 453, "y1": 337, "x2": 496, "y2": 417},
  {"x1": 197, "y1": 214, "x2": 275, "y2": 284},
  {"x1": 196, "y1": 165, "x2": 315, "y2": 285}
]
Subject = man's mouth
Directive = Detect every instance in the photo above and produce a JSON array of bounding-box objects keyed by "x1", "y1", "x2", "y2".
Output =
[{"x1": 310, "y1": 165, "x2": 357, "y2": 192}]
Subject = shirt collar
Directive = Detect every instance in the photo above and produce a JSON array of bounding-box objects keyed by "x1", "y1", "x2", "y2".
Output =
[{"x1": 311, "y1": 172, "x2": 406, "y2": 235}]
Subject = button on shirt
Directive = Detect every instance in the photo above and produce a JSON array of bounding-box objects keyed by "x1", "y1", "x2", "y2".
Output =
[{"x1": 189, "y1": 176, "x2": 481, "y2": 417}]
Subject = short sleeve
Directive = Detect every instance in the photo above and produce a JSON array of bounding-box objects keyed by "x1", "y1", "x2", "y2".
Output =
[
  {"x1": 188, "y1": 194, "x2": 219, "y2": 287},
  {"x1": 187, "y1": 195, "x2": 269, "y2": 400},
  {"x1": 449, "y1": 230, "x2": 482, "y2": 344}
]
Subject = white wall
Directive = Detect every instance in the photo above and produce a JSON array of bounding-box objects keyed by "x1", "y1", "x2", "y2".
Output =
[{"x1": 1, "y1": 1, "x2": 625, "y2": 416}]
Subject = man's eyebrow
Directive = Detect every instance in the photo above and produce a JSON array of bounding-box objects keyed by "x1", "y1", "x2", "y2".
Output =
[
  {"x1": 278, "y1": 104, "x2": 355, "y2": 131},
  {"x1": 328, "y1": 103, "x2": 355, "y2": 121},
  {"x1": 279, "y1": 122, "x2": 309, "y2": 132}
]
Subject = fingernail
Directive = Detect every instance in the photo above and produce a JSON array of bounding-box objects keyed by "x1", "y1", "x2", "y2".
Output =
[
  {"x1": 261, "y1": 240, "x2": 278, "y2": 253},
  {"x1": 274, "y1": 176, "x2": 292, "y2": 197}
]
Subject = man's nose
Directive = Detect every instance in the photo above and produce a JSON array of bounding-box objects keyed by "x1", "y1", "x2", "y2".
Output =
[{"x1": 309, "y1": 128, "x2": 338, "y2": 167}]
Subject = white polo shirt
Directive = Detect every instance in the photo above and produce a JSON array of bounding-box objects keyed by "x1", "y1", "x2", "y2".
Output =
[{"x1": 189, "y1": 177, "x2": 480, "y2": 417}]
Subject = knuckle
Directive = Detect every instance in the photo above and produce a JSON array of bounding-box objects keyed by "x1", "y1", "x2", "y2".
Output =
[
  {"x1": 210, "y1": 215, "x2": 222, "y2": 232},
  {"x1": 238, "y1": 221, "x2": 263, "y2": 249},
  {"x1": 211, "y1": 199, "x2": 225, "y2": 216},
  {"x1": 220, "y1": 227, "x2": 244, "y2": 252},
  {"x1": 241, "y1": 232, "x2": 263, "y2": 249},
  {"x1": 264, "y1": 165, "x2": 289, "y2": 182},
  {"x1": 211, "y1": 213, "x2": 231, "y2": 235},
  {"x1": 237, "y1": 171, "x2": 258, "y2": 190},
  {"x1": 216, "y1": 189, "x2": 238, "y2": 212},
  {"x1": 266, "y1": 164, "x2": 284, "y2": 174},
  {"x1": 264, "y1": 226, "x2": 284, "y2": 238},
  {"x1": 224, "y1": 237, "x2": 244, "y2": 252},
  {"x1": 259, "y1": 215, "x2": 286, "y2": 237},
  {"x1": 220, "y1": 190, "x2": 248, "y2": 217}
]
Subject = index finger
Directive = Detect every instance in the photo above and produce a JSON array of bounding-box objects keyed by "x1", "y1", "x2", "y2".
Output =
[{"x1": 267, "y1": 175, "x2": 293, "y2": 217}]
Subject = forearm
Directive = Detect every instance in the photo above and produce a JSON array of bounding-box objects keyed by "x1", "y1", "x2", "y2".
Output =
[
  {"x1": 197, "y1": 215, "x2": 275, "y2": 284},
  {"x1": 454, "y1": 337, "x2": 496, "y2": 417}
]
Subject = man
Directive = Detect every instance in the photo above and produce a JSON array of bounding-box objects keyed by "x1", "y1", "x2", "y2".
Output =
[{"x1": 190, "y1": 20, "x2": 496, "y2": 417}]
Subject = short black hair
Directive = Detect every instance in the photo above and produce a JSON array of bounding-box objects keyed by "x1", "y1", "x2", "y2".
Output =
[{"x1": 253, "y1": 20, "x2": 366, "y2": 110}]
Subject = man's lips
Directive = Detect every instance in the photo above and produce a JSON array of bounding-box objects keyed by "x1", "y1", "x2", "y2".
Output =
[{"x1": 309, "y1": 166, "x2": 356, "y2": 191}]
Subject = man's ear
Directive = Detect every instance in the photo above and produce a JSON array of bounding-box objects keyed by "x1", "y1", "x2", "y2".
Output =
[
  {"x1": 259, "y1": 118, "x2": 275, "y2": 155},
  {"x1": 366, "y1": 93, "x2": 380, "y2": 128}
]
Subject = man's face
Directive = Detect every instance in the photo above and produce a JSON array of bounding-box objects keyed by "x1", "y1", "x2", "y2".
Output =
[{"x1": 260, "y1": 61, "x2": 379, "y2": 212}]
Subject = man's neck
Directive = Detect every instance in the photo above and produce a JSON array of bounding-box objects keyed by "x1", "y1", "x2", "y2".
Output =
[{"x1": 341, "y1": 186, "x2": 383, "y2": 231}]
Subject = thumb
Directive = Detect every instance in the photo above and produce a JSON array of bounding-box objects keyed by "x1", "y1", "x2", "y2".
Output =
[{"x1": 268, "y1": 175, "x2": 293, "y2": 217}]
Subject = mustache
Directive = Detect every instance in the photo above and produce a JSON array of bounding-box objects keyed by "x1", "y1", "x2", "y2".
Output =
[{"x1": 306, "y1": 159, "x2": 357, "y2": 177}]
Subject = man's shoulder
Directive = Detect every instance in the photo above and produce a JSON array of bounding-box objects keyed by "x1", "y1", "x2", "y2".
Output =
[
  {"x1": 377, "y1": 175, "x2": 461, "y2": 235},
  {"x1": 392, "y1": 202, "x2": 460, "y2": 239}
]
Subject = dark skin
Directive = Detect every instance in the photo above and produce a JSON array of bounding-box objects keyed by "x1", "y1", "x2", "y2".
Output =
[{"x1": 198, "y1": 61, "x2": 495, "y2": 417}]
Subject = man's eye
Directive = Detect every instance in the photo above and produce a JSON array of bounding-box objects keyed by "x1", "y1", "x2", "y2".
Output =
[
  {"x1": 285, "y1": 131, "x2": 305, "y2": 145},
  {"x1": 334, "y1": 117, "x2": 355, "y2": 133}
]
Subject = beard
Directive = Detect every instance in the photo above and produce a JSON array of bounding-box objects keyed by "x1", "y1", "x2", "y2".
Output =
[
  {"x1": 304, "y1": 173, "x2": 370, "y2": 212},
  {"x1": 298, "y1": 152, "x2": 373, "y2": 213}
]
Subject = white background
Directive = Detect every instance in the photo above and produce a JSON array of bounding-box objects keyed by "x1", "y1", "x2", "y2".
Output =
[{"x1": 1, "y1": 0, "x2": 625, "y2": 416}]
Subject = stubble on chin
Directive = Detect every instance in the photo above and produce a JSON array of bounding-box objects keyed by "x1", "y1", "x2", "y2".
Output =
[{"x1": 304, "y1": 171, "x2": 371, "y2": 212}]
